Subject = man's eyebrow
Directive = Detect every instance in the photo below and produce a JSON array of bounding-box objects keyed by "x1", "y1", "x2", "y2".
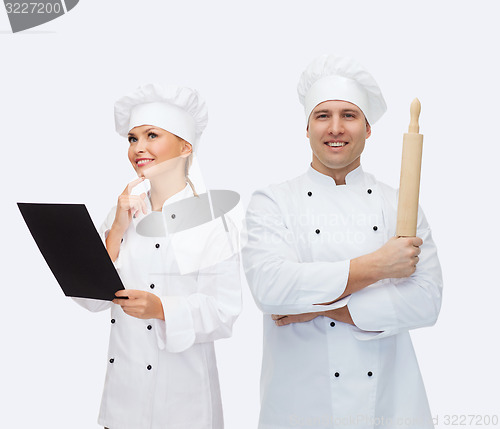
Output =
[{"x1": 312, "y1": 109, "x2": 330, "y2": 115}]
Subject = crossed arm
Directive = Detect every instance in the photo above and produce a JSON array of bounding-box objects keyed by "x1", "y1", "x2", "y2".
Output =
[
  {"x1": 271, "y1": 235, "x2": 422, "y2": 327},
  {"x1": 243, "y1": 188, "x2": 442, "y2": 334}
]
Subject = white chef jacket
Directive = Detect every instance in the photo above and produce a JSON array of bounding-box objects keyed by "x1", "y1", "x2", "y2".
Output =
[
  {"x1": 75, "y1": 185, "x2": 242, "y2": 429},
  {"x1": 242, "y1": 166, "x2": 442, "y2": 429}
]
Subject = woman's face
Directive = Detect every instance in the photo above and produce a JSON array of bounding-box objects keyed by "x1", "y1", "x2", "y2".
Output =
[{"x1": 127, "y1": 125, "x2": 192, "y2": 177}]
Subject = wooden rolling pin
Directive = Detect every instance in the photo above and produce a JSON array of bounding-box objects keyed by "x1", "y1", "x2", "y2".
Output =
[{"x1": 396, "y1": 98, "x2": 423, "y2": 237}]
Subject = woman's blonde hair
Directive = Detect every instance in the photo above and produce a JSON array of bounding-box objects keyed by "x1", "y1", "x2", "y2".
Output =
[{"x1": 184, "y1": 152, "x2": 198, "y2": 197}]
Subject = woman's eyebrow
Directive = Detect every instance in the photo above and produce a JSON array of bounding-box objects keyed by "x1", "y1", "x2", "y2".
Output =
[{"x1": 128, "y1": 127, "x2": 157, "y2": 137}]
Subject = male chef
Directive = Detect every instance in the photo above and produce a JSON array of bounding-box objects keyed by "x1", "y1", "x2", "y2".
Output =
[{"x1": 242, "y1": 54, "x2": 442, "y2": 429}]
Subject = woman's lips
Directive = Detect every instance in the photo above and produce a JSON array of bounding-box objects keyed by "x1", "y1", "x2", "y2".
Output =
[{"x1": 136, "y1": 158, "x2": 154, "y2": 167}]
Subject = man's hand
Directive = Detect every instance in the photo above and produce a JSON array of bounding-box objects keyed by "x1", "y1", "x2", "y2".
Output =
[
  {"x1": 272, "y1": 312, "x2": 320, "y2": 326},
  {"x1": 113, "y1": 290, "x2": 165, "y2": 320},
  {"x1": 323, "y1": 306, "x2": 354, "y2": 325},
  {"x1": 374, "y1": 236, "x2": 422, "y2": 279},
  {"x1": 272, "y1": 306, "x2": 354, "y2": 327}
]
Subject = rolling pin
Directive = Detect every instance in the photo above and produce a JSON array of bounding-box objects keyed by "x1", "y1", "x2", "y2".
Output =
[{"x1": 396, "y1": 98, "x2": 423, "y2": 237}]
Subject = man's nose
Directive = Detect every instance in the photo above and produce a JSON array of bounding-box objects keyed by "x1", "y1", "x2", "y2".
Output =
[{"x1": 329, "y1": 118, "x2": 344, "y2": 135}]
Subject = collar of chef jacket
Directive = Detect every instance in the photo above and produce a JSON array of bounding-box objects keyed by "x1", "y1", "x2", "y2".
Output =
[
  {"x1": 307, "y1": 164, "x2": 366, "y2": 187},
  {"x1": 133, "y1": 185, "x2": 243, "y2": 275}
]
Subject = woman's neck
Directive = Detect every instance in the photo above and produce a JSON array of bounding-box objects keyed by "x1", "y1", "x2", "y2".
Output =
[{"x1": 149, "y1": 173, "x2": 187, "y2": 211}]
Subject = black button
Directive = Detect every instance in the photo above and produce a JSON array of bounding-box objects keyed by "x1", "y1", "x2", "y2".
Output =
[
  {"x1": 150, "y1": 284, "x2": 155, "y2": 289},
  {"x1": 373, "y1": 226, "x2": 378, "y2": 231},
  {"x1": 330, "y1": 321, "x2": 335, "y2": 327},
  {"x1": 171, "y1": 214, "x2": 176, "y2": 219},
  {"x1": 147, "y1": 365, "x2": 152, "y2": 370},
  {"x1": 367, "y1": 189, "x2": 372, "y2": 194},
  {"x1": 334, "y1": 372, "x2": 340, "y2": 377},
  {"x1": 121, "y1": 238, "x2": 123, "y2": 243},
  {"x1": 307, "y1": 191, "x2": 312, "y2": 197},
  {"x1": 368, "y1": 371, "x2": 373, "y2": 377},
  {"x1": 155, "y1": 243, "x2": 160, "y2": 249},
  {"x1": 111, "y1": 319, "x2": 115, "y2": 324},
  {"x1": 315, "y1": 229, "x2": 320, "y2": 234},
  {"x1": 147, "y1": 325, "x2": 152, "y2": 330},
  {"x1": 109, "y1": 358, "x2": 114, "y2": 363}
]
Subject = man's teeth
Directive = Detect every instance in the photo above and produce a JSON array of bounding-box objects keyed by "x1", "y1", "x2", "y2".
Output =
[
  {"x1": 326, "y1": 142, "x2": 346, "y2": 147},
  {"x1": 137, "y1": 159, "x2": 153, "y2": 166}
]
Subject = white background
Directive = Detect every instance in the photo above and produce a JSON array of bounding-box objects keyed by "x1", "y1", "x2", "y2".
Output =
[{"x1": 1, "y1": 1, "x2": 499, "y2": 427}]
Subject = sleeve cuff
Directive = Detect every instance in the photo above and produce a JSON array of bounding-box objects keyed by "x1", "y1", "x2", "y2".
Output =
[
  {"x1": 156, "y1": 296, "x2": 195, "y2": 353},
  {"x1": 348, "y1": 279, "x2": 399, "y2": 340},
  {"x1": 72, "y1": 297, "x2": 112, "y2": 312}
]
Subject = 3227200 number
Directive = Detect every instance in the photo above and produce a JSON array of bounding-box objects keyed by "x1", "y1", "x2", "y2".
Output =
[
  {"x1": 5, "y1": 2, "x2": 62, "y2": 14},
  {"x1": 443, "y1": 415, "x2": 499, "y2": 426}
]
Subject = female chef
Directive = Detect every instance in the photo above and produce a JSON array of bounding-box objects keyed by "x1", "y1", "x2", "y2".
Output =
[{"x1": 76, "y1": 83, "x2": 241, "y2": 429}]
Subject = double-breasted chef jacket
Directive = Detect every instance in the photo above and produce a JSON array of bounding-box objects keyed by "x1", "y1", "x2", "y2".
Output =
[
  {"x1": 242, "y1": 166, "x2": 443, "y2": 429},
  {"x1": 75, "y1": 185, "x2": 242, "y2": 429}
]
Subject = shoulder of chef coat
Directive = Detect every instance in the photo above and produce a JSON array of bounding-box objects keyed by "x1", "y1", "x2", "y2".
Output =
[
  {"x1": 375, "y1": 180, "x2": 432, "y2": 235},
  {"x1": 347, "y1": 178, "x2": 443, "y2": 340},
  {"x1": 245, "y1": 165, "x2": 377, "y2": 231},
  {"x1": 163, "y1": 186, "x2": 242, "y2": 274}
]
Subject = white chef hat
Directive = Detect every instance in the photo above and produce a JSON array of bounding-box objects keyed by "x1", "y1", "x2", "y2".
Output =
[
  {"x1": 297, "y1": 54, "x2": 387, "y2": 125},
  {"x1": 114, "y1": 83, "x2": 208, "y2": 148}
]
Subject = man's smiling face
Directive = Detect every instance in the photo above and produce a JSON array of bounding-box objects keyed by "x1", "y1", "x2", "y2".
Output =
[{"x1": 307, "y1": 100, "x2": 371, "y2": 184}]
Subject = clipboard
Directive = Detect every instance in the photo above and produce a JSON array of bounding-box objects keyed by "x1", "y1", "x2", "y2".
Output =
[{"x1": 18, "y1": 203, "x2": 125, "y2": 301}]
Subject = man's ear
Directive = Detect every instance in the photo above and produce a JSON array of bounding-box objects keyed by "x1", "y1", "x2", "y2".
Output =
[{"x1": 365, "y1": 122, "x2": 371, "y2": 139}]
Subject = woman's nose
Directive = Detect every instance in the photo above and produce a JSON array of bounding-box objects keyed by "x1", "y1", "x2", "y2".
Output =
[{"x1": 134, "y1": 137, "x2": 147, "y2": 152}]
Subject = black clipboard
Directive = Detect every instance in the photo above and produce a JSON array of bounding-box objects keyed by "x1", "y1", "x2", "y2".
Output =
[{"x1": 18, "y1": 203, "x2": 125, "y2": 301}]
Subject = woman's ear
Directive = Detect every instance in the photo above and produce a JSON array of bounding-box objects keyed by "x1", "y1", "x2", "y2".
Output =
[{"x1": 181, "y1": 142, "x2": 193, "y2": 157}]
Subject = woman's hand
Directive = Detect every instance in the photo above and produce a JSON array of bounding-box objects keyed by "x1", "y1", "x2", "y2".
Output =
[
  {"x1": 105, "y1": 177, "x2": 147, "y2": 261},
  {"x1": 112, "y1": 177, "x2": 148, "y2": 233},
  {"x1": 113, "y1": 290, "x2": 165, "y2": 320}
]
